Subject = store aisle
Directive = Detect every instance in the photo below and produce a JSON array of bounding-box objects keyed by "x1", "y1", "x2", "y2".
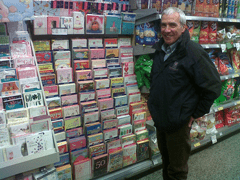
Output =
[{"x1": 137, "y1": 133, "x2": 240, "y2": 180}]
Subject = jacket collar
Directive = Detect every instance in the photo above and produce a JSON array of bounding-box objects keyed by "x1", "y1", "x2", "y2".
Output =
[{"x1": 152, "y1": 30, "x2": 190, "y2": 58}]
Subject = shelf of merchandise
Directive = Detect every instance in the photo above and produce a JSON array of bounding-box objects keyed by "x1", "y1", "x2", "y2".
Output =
[
  {"x1": 191, "y1": 122, "x2": 240, "y2": 151},
  {"x1": 0, "y1": 131, "x2": 59, "y2": 179}
]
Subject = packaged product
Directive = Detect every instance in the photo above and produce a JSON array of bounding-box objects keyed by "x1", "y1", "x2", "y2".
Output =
[
  {"x1": 230, "y1": 49, "x2": 240, "y2": 73},
  {"x1": 208, "y1": 49, "x2": 220, "y2": 73},
  {"x1": 199, "y1": 21, "x2": 209, "y2": 44},
  {"x1": 163, "y1": 0, "x2": 171, "y2": 11},
  {"x1": 185, "y1": 0, "x2": 193, "y2": 15},
  {"x1": 190, "y1": 128, "x2": 198, "y2": 142},
  {"x1": 186, "y1": 21, "x2": 194, "y2": 38},
  {"x1": 139, "y1": 24, "x2": 144, "y2": 45},
  {"x1": 191, "y1": 120, "x2": 207, "y2": 141},
  {"x1": 152, "y1": 0, "x2": 162, "y2": 13},
  {"x1": 218, "y1": 52, "x2": 235, "y2": 75},
  {"x1": 224, "y1": 105, "x2": 240, "y2": 126},
  {"x1": 215, "y1": 111, "x2": 224, "y2": 129},
  {"x1": 195, "y1": 0, "x2": 204, "y2": 16},
  {"x1": 233, "y1": 77, "x2": 240, "y2": 98},
  {"x1": 191, "y1": 21, "x2": 201, "y2": 43},
  {"x1": 209, "y1": 21, "x2": 217, "y2": 44},
  {"x1": 206, "y1": 113, "x2": 218, "y2": 134},
  {"x1": 217, "y1": 28, "x2": 226, "y2": 43},
  {"x1": 210, "y1": 0, "x2": 219, "y2": 17},
  {"x1": 143, "y1": 23, "x2": 158, "y2": 45},
  {"x1": 203, "y1": 0, "x2": 211, "y2": 17},
  {"x1": 135, "y1": 25, "x2": 141, "y2": 45},
  {"x1": 214, "y1": 79, "x2": 236, "y2": 106},
  {"x1": 171, "y1": 0, "x2": 178, "y2": 7}
]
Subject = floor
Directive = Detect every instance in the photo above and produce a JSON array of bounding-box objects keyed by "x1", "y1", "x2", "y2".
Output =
[{"x1": 137, "y1": 133, "x2": 240, "y2": 180}]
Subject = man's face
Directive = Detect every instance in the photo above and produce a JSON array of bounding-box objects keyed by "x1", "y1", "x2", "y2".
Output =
[{"x1": 161, "y1": 12, "x2": 185, "y2": 45}]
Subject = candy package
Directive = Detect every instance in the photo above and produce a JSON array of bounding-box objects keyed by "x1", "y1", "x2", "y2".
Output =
[
  {"x1": 218, "y1": 52, "x2": 235, "y2": 75},
  {"x1": 191, "y1": 21, "x2": 201, "y2": 43},
  {"x1": 230, "y1": 49, "x2": 240, "y2": 73},
  {"x1": 199, "y1": 21, "x2": 209, "y2": 44},
  {"x1": 208, "y1": 21, "x2": 217, "y2": 44}
]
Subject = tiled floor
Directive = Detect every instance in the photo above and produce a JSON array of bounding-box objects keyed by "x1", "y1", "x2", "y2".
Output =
[{"x1": 137, "y1": 133, "x2": 240, "y2": 180}]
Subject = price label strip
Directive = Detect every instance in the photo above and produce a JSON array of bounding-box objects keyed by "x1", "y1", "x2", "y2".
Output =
[
  {"x1": 221, "y1": 44, "x2": 227, "y2": 53},
  {"x1": 194, "y1": 142, "x2": 201, "y2": 148}
]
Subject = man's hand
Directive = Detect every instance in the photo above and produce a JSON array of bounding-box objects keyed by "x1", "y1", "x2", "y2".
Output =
[{"x1": 188, "y1": 116, "x2": 194, "y2": 127}]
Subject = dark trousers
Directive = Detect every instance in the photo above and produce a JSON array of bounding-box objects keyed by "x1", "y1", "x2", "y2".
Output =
[{"x1": 157, "y1": 122, "x2": 191, "y2": 180}]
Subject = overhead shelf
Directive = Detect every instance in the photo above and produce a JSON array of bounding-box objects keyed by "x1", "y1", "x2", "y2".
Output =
[
  {"x1": 133, "y1": 45, "x2": 156, "y2": 56},
  {"x1": 158, "y1": 14, "x2": 240, "y2": 22}
]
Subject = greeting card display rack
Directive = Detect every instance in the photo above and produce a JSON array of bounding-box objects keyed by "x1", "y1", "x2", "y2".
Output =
[{"x1": 0, "y1": 22, "x2": 59, "y2": 179}]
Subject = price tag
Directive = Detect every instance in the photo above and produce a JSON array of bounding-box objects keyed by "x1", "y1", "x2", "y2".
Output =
[
  {"x1": 236, "y1": 43, "x2": 240, "y2": 51},
  {"x1": 143, "y1": 44, "x2": 146, "y2": 47},
  {"x1": 237, "y1": 101, "x2": 240, "y2": 105},
  {"x1": 211, "y1": 135, "x2": 217, "y2": 144},
  {"x1": 233, "y1": 74, "x2": 240, "y2": 78},
  {"x1": 222, "y1": 18, "x2": 227, "y2": 22},
  {"x1": 218, "y1": 107, "x2": 223, "y2": 111},
  {"x1": 52, "y1": 28, "x2": 68, "y2": 35},
  {"x1": 205, "y1": 45, "x2": 209, "y2": 49},
  {"x1": 221, "y1": 44, "x2": 227, "y2": 52},
  {"x1": 231, "y1": 19, "x2": 237, "y2": 22},
  {"x1": 219, "y1": 132, "x2": 223, "y2": 136},
  {"x1": 194, "y1": 142, "x2": 201, "y2": 147}
]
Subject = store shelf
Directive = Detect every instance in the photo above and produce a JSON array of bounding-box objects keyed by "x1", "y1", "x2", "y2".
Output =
[
  {"x1": 133, "y1": 45, "x2": 155, "y2": 55},
  {"x1": 210, "y1": 99, "x2": 240, "y2": 113},
  {"x1": 191, "y1": 122, "x2": 240, "y2": 151},
  {"x1": 94, "y1": 159, "x2": 161, "y2": 180},
  {"x1": 135, "y1": 13, "x2": 160, "y2": 25},
  {"x1": 158, "y1": 14, "x2": 240, "y2": 22},
  {"x1": 220, "y1": 73, "x2": 240, "y2": 80},
  {"x1": 201, "y1": 44, "x2": 221, "y2": 49},
  {"x1": 0, "y1": 130, "x2": 59, "y2": 179},
  {"x1": 135, "y1": 9, "x2": 158, "y2": 20}
]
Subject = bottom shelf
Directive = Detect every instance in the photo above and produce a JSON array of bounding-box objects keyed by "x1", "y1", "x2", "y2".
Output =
[
  {"x1": 94, "y1": 123, "x2": 240, "y2": 180},
  {"x1": 94, "y1": 158, "x2": 162, "y2": 180}
]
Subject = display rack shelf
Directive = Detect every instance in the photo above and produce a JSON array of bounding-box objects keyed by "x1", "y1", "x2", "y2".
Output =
[
  {"x1": 133, "y1": 45, "x2": 155, "y2": 56},
  {"x1": 0, "y1": 131, "x2": 59, "y2": 179},
  {"x1": 210, "y1": 99, "x2": 240, "y2": 113},
  {"x1": 94, "y1": 159, "x2": 162, "y2": 180},
  {"x1": 191, "y1": 122, "x2": 240, "y2": 151},
  {"x1": 220, "y1": 73, "x2": 240, "y2": 80}
]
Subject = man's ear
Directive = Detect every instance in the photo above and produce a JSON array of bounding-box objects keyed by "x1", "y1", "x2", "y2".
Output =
[{"x1": 182, "y1": 24, "x2": 186, "y2": 33}]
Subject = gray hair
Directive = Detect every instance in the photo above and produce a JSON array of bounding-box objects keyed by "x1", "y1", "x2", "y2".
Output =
[{"x1": 162, "y1": 7, "x2": 186, "y2": 27}]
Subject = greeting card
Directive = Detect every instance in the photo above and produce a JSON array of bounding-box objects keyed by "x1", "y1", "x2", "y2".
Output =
[
  {"x1": 83, "y1": 111, "x2": 99, "y2": 124},
  {"x1": 64, "y1": 116, "x2": 81, "y2": 131},
  {"x1": 28, "y1": 106, "x2": 46, "y2": 119},
  {"x1": 74, "y1": 60, "x2": 90, "y2": 71},
  {"x1": 33, "y1": 40, "x2": 51, "y2": 51},
  {"x1": 74, "y1": 158, "x2": 92, "y2": 180},
  {"x1": 56, "y1": 67, "x2": 73, "y2": 84},
  {"x1": 73, "y1": 11, "x2": 85, "y2": 34},
  {"x1": 46, "y1": 96, "x2": 61, "y2": 109},
  {"x1": 49, "y1": 107, "x2": 63, "y2": 120},
  {"x1": 92, "y1": 153, "x2": 108, "y2": 177},
  {"x1": 62, "y1": 104, "x2": 80, "y2": 118},
  {"x1": 61, "y1": 94, "x2": 78, "y2": 106},
  {"x1": 90, "y1": 49, "x2": 105, "y2": 59},
  {"x1": 53, "y1": 51, "x2": 71, "y2": 61},
  {"x1": 41, "y1": 74, "x2": 56, "y2": 86},
  {"x1": 105, "y1": 15, "x2": 122, "y2": 34},
  {"x1": 91, "y1": 59, "x2": 106, "y2": 69},
  {"x1": 73, "y1": 49, "x2": 89, "y2": 60},
  {"x1": 108, "y1": 147, "x2": 123, "y2": 172},
  {"x1": 72, "y1": 38, "x2": 87, "y2": 49},
  {"x1": 75, "y1": 70, "x2": 92, "y2": 81},
  {"x1": 60, "y1": 17, "x2": 73, "y2": 34},
  {"x1": 66, "y1": 127, "x2": 83, "y2": 139},
  {"x1": 5, "y1": 144, "x2": 23, "y2": 161},
  {"x1": 95, "y1": 78, "x2": 110, "y2": 90},
  {"x1": 26, "y1": 133, "x2": 45, "y2": 155},
  {"x1": 89, "y1": 143, "x2": 105, "y2": 158},
  {"x1": 56, "y1": 164, "x2": 72, "y2": 180},
  {"x1": 59, "y1": 83, "x2": 76, "y2": 96},
  {"x1": 34, "y1": 16, "x2": 47, "y2": 35},
  {"x1": 88, "y1": 38, "x2": 103, "y2": 48},
  {"x1": 87, "y1": 133, "x2": 103, "y2": 146},
  {"x1": 47, "y1": 16, "x2": 60, "y2": 34},
  {"x1": 44, "y1": 85, "x2": 58, "y2": 97},
  {"x1": 71, "y1": 148, "x2": 88, "y2": 164},
  {"x1": 23, "y1": 90, "x2": 44, "y2": 108},
  {"x1": 123, "y1": 143, "x2": 137, "y2": 167},
  {"x1": 105, "y1": 48, "x2": 119, "y2": 59},
  {"x1": 86, "y1": 14, "x2": 104, "y2": 34},
  {"x1": 104, "y1": 38, "x2": 118, "y2": 48},
  {"x1": 78, "y1": 80, "x2": 94, "y2": 92},
  {"x1": 79, "y1": 91, "x2": 96, "y2": 102},
  {"x1": 52, "y1": 39, "x2": 69, "y2": 50}
]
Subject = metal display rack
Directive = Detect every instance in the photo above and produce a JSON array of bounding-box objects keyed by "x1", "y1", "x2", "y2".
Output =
[{"x1": 0, "y1": 32, "x2": 59, "y2": 179}]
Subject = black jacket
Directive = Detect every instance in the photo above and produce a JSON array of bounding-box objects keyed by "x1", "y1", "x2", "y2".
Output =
[{"x1": 147, "y1": 30, "x2": 221, "y2": 133}]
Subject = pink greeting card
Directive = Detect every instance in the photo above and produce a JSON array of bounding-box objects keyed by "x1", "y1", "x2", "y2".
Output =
[
  {"x1": 56, "y1": 67, "x2": 73, "y2": 84},
  {"x1": 93, "y1": 68, "x2": 108, "y2": 79},
  {"x1": 75, "y1": 70, "x2": 92, "y2": 81},
  {"x1": 61, "y1": 94, "x2": 78, "y2": 106},
  {"x1": 90, "y1": 49, "x2": 105, "y2": 59},
  {"x1": 96, "y1": 88, "x2": 111, "y2": 99},
  {"x1": 91, "y1": 59, "x2": 106, "y2": 68},
  {"x1": 47, "y1": 16, "x2": 60, "y2": 34},
  {"x1": 86, "y1": 14, "x2": 104, "y2": 34},
  {"x1": 122, "y1": 62, "x2": 134, "y2": 76},
  {"x1": 34, "y1": 16, "x2": 47, "y2": 35},
  {"x1": 95, "y1": 79, "x2": 110, "y2": 90},
  {"x1": 79, "y1": 91, "x2": 96, "y2": 102},
  {"x1": 98, "y1": 98, "x2": 113, "y2": 111},
  {"x1": 17, "y1": 66, "x2": 37, "y2": 80}
]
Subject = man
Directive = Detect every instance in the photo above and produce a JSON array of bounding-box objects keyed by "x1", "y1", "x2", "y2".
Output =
[{"x1": 147, "y1": 7, "x2": 221, "y2": 180}]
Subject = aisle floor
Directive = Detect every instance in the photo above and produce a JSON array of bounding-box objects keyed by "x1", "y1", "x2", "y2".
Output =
[{"x1": 137, "y1": 133, "x2": 240, "y2": 180}]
